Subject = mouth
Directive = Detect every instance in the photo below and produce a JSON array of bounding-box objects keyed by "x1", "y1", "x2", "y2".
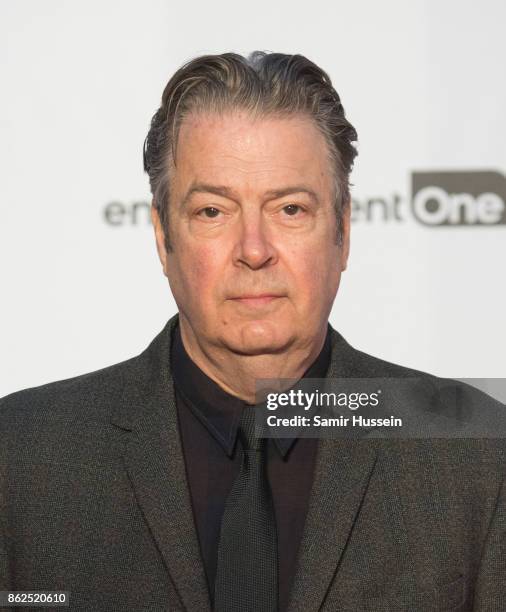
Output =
[{"x1": 229, "y1": 294, "x2": 284, "y2": 307}]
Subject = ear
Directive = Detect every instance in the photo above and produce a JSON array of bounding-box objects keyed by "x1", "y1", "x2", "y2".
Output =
[
  {"x1": 340, "y1": 201, "x2": 351, "y2": 271},
  {"x1": 151, "y1": 204, "x2": 169, "y2": 278}
]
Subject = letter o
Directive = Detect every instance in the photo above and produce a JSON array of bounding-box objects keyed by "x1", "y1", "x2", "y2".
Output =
[{"x1": 413, "y1": 186, "x2": 449, "y2": 225}]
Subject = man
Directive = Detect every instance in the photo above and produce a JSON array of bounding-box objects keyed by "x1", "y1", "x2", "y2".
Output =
[{"x1": 1, "y1": 51, "x2": 505, "y2": 611}]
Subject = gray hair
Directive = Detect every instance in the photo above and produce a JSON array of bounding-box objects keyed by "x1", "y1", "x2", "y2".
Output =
[{"x1": 143, "y1": 51, "x2": 358, "y2": 252}]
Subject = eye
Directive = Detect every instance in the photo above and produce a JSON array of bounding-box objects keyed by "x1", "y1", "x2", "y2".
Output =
[
  {"x1": 197, "y1": 206, "x2": 221, "y2": 218},
  {"x1": 282, "y1": 204, "x2": 304, "y2": 216}
]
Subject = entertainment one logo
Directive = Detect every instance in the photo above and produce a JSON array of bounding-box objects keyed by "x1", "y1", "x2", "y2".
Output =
[
  {"x1": 351, "y1": 169, "x2": 506, "y2": 226},
  {"x1": 411, "y1": 170, "x2": 506, "y2": 226},
  {"x1": 103, "y1": 169, "x2": 506, "y2": 228}
]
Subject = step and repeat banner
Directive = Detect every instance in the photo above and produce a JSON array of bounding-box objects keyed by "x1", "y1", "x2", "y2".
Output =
[{"x1": 1, "y1": 0, "x2": 505, "y2": 396}]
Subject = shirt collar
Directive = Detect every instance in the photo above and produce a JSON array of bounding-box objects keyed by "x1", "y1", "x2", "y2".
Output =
[{"x1": 171, "y1": 322, "x2": 331, "y2": 458}]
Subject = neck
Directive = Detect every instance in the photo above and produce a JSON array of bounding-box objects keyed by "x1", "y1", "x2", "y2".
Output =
[{"x1": 177, "y1": 317, "x2": 327, "y2": 404}]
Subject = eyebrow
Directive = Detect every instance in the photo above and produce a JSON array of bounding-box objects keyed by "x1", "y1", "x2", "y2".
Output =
[{"x1": 180, "y1": 182, "x2": 319, "y2": 207}]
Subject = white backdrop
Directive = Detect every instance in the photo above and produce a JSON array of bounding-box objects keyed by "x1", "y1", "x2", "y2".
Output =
[{"x1": 1, "y1": 0, "x2": 505, "y2": 397}]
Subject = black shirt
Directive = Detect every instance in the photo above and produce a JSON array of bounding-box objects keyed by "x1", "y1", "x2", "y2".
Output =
[{"x1": 170, "y1": 322, "x2": 331, "y2": 611}]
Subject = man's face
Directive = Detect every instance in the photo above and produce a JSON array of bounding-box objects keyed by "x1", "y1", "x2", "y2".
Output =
[{"x1": 152, "y1": 110, "x2": 350, "y2": 356}]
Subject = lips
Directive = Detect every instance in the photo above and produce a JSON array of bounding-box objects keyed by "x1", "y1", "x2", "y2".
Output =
[
  {"x1": 232, "y1": 294, "x2": 281, "y2": 299},
  {"x1": 230, "y1": 294, "x2": 284, "y2": 307}
]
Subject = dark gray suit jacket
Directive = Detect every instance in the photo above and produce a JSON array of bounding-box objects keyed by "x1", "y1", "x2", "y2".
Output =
[{"x1": 1, "y1": 313, "x2": 505, "y2": 611}]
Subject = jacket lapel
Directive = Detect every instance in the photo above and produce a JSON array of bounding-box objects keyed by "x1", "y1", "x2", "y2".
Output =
[
  {"x1": 288, "y1": 326, "x2": 379, "y2": 612},
  {"x1": 287, "y1": 438, "x2": 378, "y2": 612},
  {"x1": 110, "y1": 314, "x2": 211, "y2": 612}
]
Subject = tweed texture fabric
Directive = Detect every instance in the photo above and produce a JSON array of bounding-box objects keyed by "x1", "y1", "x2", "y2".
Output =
[{"x1": 1, "y1": 313, "x2": 506, "y2": 611}]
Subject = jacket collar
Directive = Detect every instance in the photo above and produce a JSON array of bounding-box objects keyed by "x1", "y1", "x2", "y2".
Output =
[{"x1": 170, "y1": 318, "x2": 332, "y2": 458}]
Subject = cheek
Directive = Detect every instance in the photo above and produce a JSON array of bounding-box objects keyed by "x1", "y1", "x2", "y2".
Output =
[
  {"x1": 286, "y1": 241, "x2": 340, "y2": 295},
  {"x1": 176, "y1": 244, "x2": 224, "y2": 298}
]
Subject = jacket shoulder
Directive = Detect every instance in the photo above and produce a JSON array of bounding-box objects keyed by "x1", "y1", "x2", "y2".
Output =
[
  {"x1": 332, "y1": 331, "x2": 506, "y2": 452},
  {"x1": 335, "y1": 331, "x2": 501, "y2": 405},
  {"x1": 0, "y1": 353, "x2": 145, "y2": 433},
  {"x1": 330, "y1": 329, "x2": 440, "y2": 382}
]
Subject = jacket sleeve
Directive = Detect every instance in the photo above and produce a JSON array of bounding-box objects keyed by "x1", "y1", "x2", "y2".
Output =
[
  {"x1": 0, "y1": 489, "x2": 10, "y2": 591},
  {"x1": 473, "y1": 473, "x2": 506, "y2": 610},
  {"x1": 0, "y1": 396, "x2": 12, "y2": 590}
]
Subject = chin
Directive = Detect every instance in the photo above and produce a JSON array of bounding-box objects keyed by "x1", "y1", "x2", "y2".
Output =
[{"x1": 223, "y1": 319, "x2": 293, "y2": 355}]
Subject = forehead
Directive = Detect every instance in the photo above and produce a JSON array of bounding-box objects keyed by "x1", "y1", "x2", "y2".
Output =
[{"x1": 171, "y1": 110, "x2": 334, "y2": 199}]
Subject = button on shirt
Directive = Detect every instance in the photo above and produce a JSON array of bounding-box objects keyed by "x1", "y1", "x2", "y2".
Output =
[{"x1": 170, "y1": 323, "x2": 331, "y2": 611}]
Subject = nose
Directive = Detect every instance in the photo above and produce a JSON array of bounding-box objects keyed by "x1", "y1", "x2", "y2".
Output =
[{"x1": 232, "y1": 209, "x2": 278, "y2": 270}]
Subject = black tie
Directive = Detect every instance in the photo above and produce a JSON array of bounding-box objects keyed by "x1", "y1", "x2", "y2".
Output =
[{"x1": 213, "y1": 407, "x2": 279, "y2": 612}]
